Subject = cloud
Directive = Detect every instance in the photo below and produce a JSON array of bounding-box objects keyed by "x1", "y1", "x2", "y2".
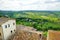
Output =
[
  {"x1": 0, "y1": 0, "x2": 60, "y2": 11},
  {"x1": 45, "y1": 0, "x2": 60, "y2": 3}
]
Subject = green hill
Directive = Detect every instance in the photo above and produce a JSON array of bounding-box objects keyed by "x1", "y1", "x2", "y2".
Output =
[
  {"x1": 0, "y1": 11, "x2": 60, "y2": 18},
  {"x1": 0, "y1": 10, "x2": 60, "y2": 31}
]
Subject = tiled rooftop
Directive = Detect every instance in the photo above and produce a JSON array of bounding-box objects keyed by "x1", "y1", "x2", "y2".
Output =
[
  {"x1": 17, "y1": 25, "x2": 37, "y2": 31},
  {"x1": 0, "y1": 17, "x2": 15, "y2": 25},
  {"x1": 17, "y1": 25, "x2": 43, "y2": 34}
]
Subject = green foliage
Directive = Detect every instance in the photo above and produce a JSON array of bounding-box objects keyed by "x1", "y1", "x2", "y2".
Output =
[
  {"x1": 43, "y1": 31, "x2": 47, "y2": 37},
  {"x1": 0, "y1": 10, "x2": 60, "y2": 31},
  {"x1": 16, "y1": 17, "x2": 60, "y2": 31}
]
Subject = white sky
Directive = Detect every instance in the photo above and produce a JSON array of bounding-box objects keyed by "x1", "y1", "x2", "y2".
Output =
[{"x1": 0, "y1": 0, "x2": 60, "y2": 11}]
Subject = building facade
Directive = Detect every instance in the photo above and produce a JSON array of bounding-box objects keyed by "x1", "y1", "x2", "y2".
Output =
[{"x1": 0, "y1": 17, "x2": 16, "y2": 40}]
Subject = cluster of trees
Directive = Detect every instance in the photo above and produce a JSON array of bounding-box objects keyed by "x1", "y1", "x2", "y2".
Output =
[{"x1": 16, "y1": 17, "x2": 60, "y2": 31}]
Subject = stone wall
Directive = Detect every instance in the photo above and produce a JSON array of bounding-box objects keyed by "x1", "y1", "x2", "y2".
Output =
[{"x1": 47, "y1": 30, "x2": 60, "y2": 40}]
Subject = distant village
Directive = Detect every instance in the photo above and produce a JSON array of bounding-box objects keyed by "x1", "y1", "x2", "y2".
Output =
[{"x1": 0, "y1": 17, "x2": 60, "y2": 40}]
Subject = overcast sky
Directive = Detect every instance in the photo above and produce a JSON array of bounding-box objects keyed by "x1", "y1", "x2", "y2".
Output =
[{"x1": 0, "y1": 0, "x2": 60, "y2": 11}]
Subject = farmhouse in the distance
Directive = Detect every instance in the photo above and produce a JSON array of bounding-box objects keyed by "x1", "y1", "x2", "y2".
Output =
[{"x1": 0, "y1": 17, "x2": 16, "y2": 40}]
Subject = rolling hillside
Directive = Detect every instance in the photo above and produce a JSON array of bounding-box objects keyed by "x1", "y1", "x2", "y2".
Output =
[
  {"x1": 0, "y1": 10, "x2": 60, "y2": 32},
  {"x1": 0, "y1": 10, "x2": 60, "y2": 18}
]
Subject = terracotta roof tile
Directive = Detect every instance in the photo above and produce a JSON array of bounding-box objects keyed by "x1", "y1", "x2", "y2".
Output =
[{"x1": 0, "y1": 17, "x2": 15, "y2": 25}]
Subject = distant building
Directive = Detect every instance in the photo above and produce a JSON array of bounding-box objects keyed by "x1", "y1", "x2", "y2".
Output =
[{"x1": 0, "y1": 17, "x2": 16, "y2": 40}]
